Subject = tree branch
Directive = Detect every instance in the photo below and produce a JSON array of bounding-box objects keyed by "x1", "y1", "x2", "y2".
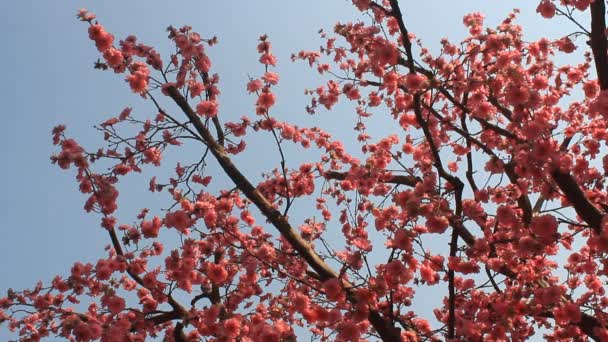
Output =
[
  {"x1": 165, "y1": 85, "x2": 403, "y2": 341},
  {"x1": 447, "y1": 228, "x2": 458, "y2": 339},
  {"x1": 324, "y1": 170, "x2": 420, "y2": 187},
  {"x1": 590, "y1": 0, "x2": 608, "y2": 89}
]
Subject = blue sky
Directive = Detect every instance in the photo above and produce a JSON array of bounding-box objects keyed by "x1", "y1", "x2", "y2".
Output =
[{"x1": 0, "y1": 1, "x2": 584, "y2": 340}]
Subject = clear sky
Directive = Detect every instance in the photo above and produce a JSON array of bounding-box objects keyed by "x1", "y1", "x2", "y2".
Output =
[{"x1": 0, "y1": 1, "x2": 584, "y2": 340}]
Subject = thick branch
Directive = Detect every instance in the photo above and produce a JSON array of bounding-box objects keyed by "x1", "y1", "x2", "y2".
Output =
[
  {"x1": 447, "y1": 228, "x2": 458, "y2": 339},
  {"x1": 324, "y1": 170, "x2": 420, "y2": 187},
  {"x1": 167, "y1": 86, "x2": 337, "y2": 280},
  {"x1": 174, "y1": 322, "x2": 188, "y2": 342},
  {"x1": 386, "y1": 0, "x2": 605, "y2": 339},
  {"x1": 590, "y1": 0, "x2": 608, "y2": 89},
  {"x1": 165, "y1": 85, "x2": 402, "y2": 342},
  {"x1": 146, "y1": 311, "x2": 181, "y2": 326},
  {"x1": 551, "y1": 169, "x2": 603, "y2": 233}
]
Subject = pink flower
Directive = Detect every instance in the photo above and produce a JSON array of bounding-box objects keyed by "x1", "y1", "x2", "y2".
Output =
[
  {"x1": 342, "y1": 83, "x2": 360, "y2": 100},
  {"x1": 383, "y1": 71, "x2": 398, "y2": 93},
  {"x1": 404, "y1": 73, "x2": 427, "y2": 92},
  {"x1": 536, "y1": 1, "x2": 556, "y2": 19},
  {"x1": 506, "y1": 85, "x2": 530, "y2": 106},
  {"x1": 375, "y1": 42, "x2": 399, "y2": 66},
  {"x1": 391, "y1": 229, "x2": 411, "y2": 250},
  {"x1": 207, "y1": 263, "x2": 228, "y2": 284},
  {"x1": 192, "y1": 175, "x2": 212, "y2": 185},
  {"x1": 256, "y1": 90, "x2": 276, "y2": 110},
  {"x1": 143, "y1": 147, "x2": 162, "y2": 166},
  {"x1": 113, "y1": 163, "x2": 131, "y2": 175},
  {"x1": 386, "y1": 260, "x2": 407, "y2": 278},
  {"x1": 262, "y1": 72, "x2": 280, "y2": 85},
  {"x1": 463, "y1": 12, "x2": 485, "y2": 35},
  {"x1": 247, "y1": 79, "x2": 263, "y2": 93},
  {"x1": 590, "y1": 90, "x2": 608, "y2": 115},
  {"x1": 96, "y1": 259, "x2": 113, "y2": 280},
  {"x1": 188, "y1": 81, "x2": 205, "y2": 98},
  {"x1": 257, "y1": 39, "x2": 272, "y2": 53},
  {"x1": 532, "y1": 76, "x2": 548, "y2": 90},
  {"x1": 556, "y1": 37, "x2": 576, "y2": 53},
  {"x1": 103, "y1": 48, "x2": 123, "y2": 69},
  {"x1": 573, "y1": 0, "x2": 591, "y2": 11},
  {"x1": 88, "y1": 24, "x2": 114, "y2": 52},
  {"x1": 240, "y1": 210, "x2": 255, "y2": 225},
  {"x1": 531, "y1": 215, "x2": 558, "y2": 242},
  {"x1": 259, "y1": 53, "x2": 277, "y2": 66},
  {"x1": 76, "y1": 8, "x2": 96, "y2": 22},
  {"x1": 126, "y1": 72, "x2": 148, "y2": 93},
  {"x1": 352, "y1": 0, "x2": 371, "y2": 11},
  {"x1": 126, "y1": 62, "x2": 150, "y2": 93},
  {"x1": 426, "y1": 215, "x2": 449, "y2": 233},
  {"x1": 141, "y1": 216, "x2": 162, "y2": 238},
  {"x1": 223, "y1": 318, "x2": 241, "y2": 338},
  {"x1": 553, "y1": 303, "x2": 582, "y2": 325},
  {"x1": 204, "y1": 210, "x2": 217, "y2": 227},
  {"x1": 164, "y1": 210, "x2": 192, "y2": 233},
  {"x1": 583, "y1": 80, "x2": 599, "y2": 99},
  {"x1": 323, "y1": 278, "x2": 343, "y2": 301},
  {"x1": 292, "y1": 293, "x2": 311, "y2": 311},
  {"x1": 95, "y1": 32, "x2": 114, "y2": 52},
  {"x1": 337, "y1": 321, "x2": 362, "y2": 341},
  {"x1": 196, "y1": 100, "x2": 218, "y2": 117},
  {"x1": 420, "y1": 264, "x2": 438, "y2": 284},
  {"x1": 106, "y1": 296, "x2": 125, "y2": 315}
]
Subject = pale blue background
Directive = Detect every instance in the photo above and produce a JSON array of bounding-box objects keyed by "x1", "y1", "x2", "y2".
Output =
[{"x1": 0, "y1": 1, "x2": 583, "y2": 340}]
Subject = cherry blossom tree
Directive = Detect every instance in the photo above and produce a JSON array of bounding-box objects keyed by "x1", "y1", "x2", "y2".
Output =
[{"x1": 3, "y1": 0, "x2": 608, "y2": 340}]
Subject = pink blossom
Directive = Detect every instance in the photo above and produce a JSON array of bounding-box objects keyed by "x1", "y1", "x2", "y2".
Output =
[
  {"x1": 196, "y1": 100, "x2": 219, "y2": 117},
  {"x1": 391, "y1": 229, "x2": 411, "y2": 250},
  {"x1": 88, "y1": 24, "x2": 114, "y2": 52},
  {"x1": 76, "y1": 8, "x2": 96, "y2": 22},
  {"x1": 113, "y1": 163, "x2": 131, "y2": 175},
  {"x1": 259, "y1": 53, "x2": 277, "y2": 66},
  {"x1": 531, "y1": 214, "x2": 558, "y2": 242},
  {"x1": 323, "y1": 278, "x2": 343, "y2": 301},
  {"x1": 105, "y1": 296, "x2": 125, "y2": 315},
  {"x1": 506, "y1": 85, "x2": 530, "y2": 106},
  {"x1": 188, "y1": 81, "x2": 205, "y2": 98},
  {"x1": 420, "y1": 264, "x2": 438, "y2": 284},
  {"x1": 247, "y1": 79, "x2": 263, "y2": 93},
  {"x1": 572, "y1": 0, "x2": 591, "y2": 11},
  {"x1": 207, "y1": 263, "x2": 228, "y2": 284},
  {"x1": 141, "y1": 216, "x2": 162, "y2": 238},
  {"x1": 102, "y1": 48, "x2": 123, "y2": 69},
  {"x1": 292, "y1": 293, "x2": 311, "y2": 313},
  {"x1": 590, "y1": 90, "x2": 608, "y2": 115},
  {"x1": 126, "y1": 71, "x2": 149, "y2": 93},
  {"x1": 257, "y1": 39, "x2": 271, "y2": 53},
  {"x1": 583, "y1": 80, "x2": 599, "y2": 99},
  {"x1": 404, "y1": 73, "x2": 427, "y2": 92},
  {"x1": 143, "y1": 147, "x2": 162, "y2": 166},
  {"x1": 556, "y1": 37, "x2": 576, "y2": 53},
  {"x1": 256, "y1": 90, "x2": 276, "y2": 110},
  {"x1": 223, "y1": 317, "x2": 241, "y2": 338},
  {"x1": 164, "y1": 210, "x2": 192, "y2": 233},
  {"x1": 342, "y1": 83, "x2": 360, "y2": 100},
  {"x1": 262, "y1": 72, "x2": 280, "y2": 85},
  {"x1": 95, "y1": 259, "x2": 113, "y2": 280},
  {"x1": 553, "y1": 303, "x2": 582, "y2": 325},
  {"x1": 426, "y1": 215, "x2": 449, "y2": 233},
  {"x1": 375, "y1": 42, "x2": 399, "y2": 66}
]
